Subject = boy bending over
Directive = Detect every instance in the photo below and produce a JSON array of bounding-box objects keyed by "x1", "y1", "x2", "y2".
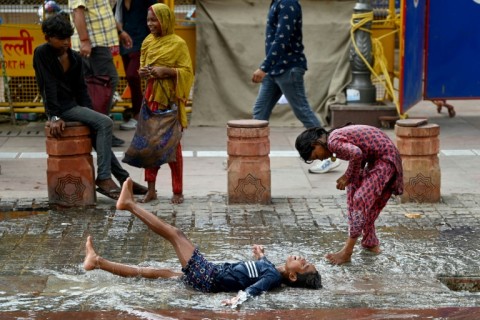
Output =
[{"x1": 84, "y1": 178, "x2": 322, "y2": 307}]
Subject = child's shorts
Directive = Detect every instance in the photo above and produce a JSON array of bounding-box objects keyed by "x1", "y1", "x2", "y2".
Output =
[{"x1": 181, "y1": 248, "x2": 221, "y2": 293}]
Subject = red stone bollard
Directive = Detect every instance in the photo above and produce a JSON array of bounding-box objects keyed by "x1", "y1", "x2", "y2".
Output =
[
  {"x1": 395, "y1": 119, "x2": 441, "y2": 203},
  {"x1": 227, "y1": 119, "x2": 271, "y2": 204},
  {"x1": 45, "y1": 121, "x2": 96, "y2": 207}
]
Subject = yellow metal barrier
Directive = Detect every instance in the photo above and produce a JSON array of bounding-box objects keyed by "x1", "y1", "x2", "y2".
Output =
[{"x1": 0, "y1": 0, "x2": 196, "y2": 116}]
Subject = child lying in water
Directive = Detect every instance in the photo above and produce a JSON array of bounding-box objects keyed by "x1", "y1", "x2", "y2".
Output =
[{"x1": 84, "y1": 178, "x2": 322, "y2": 307}]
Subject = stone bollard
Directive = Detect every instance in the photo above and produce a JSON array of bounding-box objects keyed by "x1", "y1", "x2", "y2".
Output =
[
  {"x1": 227, "y1": 119, "x2": 271, "y2": 204},
  {"x1": 45, "y1": 121, "x2": 96, "y2": 207},
  {"x1": 395, "y1": 118, "x2": 441, "y2": 203}
]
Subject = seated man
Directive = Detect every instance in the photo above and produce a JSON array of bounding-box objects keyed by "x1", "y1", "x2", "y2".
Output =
[
  {"x1": 33, "y1": 14, "x2": 147, "y2": 199},
  {"x1": 84, "y1": 178, "x2": 322, "y2": 308}
]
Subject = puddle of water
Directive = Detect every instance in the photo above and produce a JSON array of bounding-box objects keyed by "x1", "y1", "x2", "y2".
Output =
[
  {"x1": 1, "y1": 209, "x2": 480, "y2": 314},
  {"x1": 2, "y1": 307, "x2": 480, "y2": 320},
  {"x1": 0, "y1": 210, "x2": 48, "y2": 221}
]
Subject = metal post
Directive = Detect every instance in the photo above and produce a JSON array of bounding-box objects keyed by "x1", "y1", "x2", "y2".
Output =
[
  {"x1": 346, "y1": 0, "x2": 377, "y2": 105},
  {"x1": 0, "y1": 37, "x2": 16, "y2": 125}
]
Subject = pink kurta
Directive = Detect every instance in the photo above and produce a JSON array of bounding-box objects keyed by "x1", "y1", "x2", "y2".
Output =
[{"x1": 328, "y1": 125, "x2": 403, "y2": 248}]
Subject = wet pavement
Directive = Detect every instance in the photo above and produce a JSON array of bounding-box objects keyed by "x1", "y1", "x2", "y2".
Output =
[
  {"x1": 1, "y1": 101, "x2": 480, "y2": 319},
  {"x1": 1, "y1": 194, "x2": 480, "y2": 318}
]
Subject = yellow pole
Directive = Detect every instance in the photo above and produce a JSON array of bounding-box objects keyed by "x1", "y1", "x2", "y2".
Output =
[
  {"x1": 163, "y1": 0, "x2": 174, "y2": 11},
  {"x1": 389, "y1": 0, "x2": 395, "y2": 18}
]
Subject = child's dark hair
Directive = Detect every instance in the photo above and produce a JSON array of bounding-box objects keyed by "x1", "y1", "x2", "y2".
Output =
[
  {"x1": 295, "y1": 123, "x2": 354, "y2": 163},
  {"x1": 41, "y1": 14, "x2": 74, "y2": 39},
  {"x1": 295, "y1": 127, "x2": 329, "y2": 163},
  {"x1": 283, "y1": 270, "x2": 323, "y2": 290}
]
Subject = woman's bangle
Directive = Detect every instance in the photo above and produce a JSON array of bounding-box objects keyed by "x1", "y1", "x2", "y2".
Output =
[
  {"x1": 118, "y1": 29, "x2": 124, "y2": 36},
  {"x1": 80, "y1": 38, "x2": 90, "y2": 42}
]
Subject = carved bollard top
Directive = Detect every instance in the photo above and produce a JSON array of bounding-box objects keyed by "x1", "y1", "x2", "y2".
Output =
[
  {"x1": 227, "y1": 119, "x2": 269, "y2": 128},
  {"x1": 396, "y1": 118, "x2": 428, "y2": 127}
]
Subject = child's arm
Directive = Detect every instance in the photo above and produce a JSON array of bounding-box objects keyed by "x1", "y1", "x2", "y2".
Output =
[
  {"x1": 222, "y1": 265, "x2": 279, "y2": 308},
  {"x1": 221, "y1": 290, "x2": 248, "y2": 308},
  {"x1": 336, "y1": 174, "x2": 348, "y2": 190},
  {"x1": 330, "y1": 139, "x2": 364, "y2": 187}
]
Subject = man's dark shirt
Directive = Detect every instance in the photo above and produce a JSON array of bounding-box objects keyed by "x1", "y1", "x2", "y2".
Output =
[
  {"x1": 33, "y1": 43, "x2": 92, "y2": 118},
  {"x1": 117, "y1": 0, "x2": 156, "y2": 56},
  {"x1": 261, "y1": 0, "x2": 307, "y2": 76}
]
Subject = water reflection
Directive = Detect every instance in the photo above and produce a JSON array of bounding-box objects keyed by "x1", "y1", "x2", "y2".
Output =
[{"x1": 0, "y1": 210, "x2": 48, "y2": 221}]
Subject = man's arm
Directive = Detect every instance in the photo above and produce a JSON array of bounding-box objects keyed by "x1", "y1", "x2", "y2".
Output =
[
  {"x1": 33, "y1": 47, "x2": 61, "y2": 117},
  {"x1": 33, "y1": 47, "x2": 66, "y2": 137},
  {"x1": 116, "y1": 21, "x2": 133, "y2": 49},
  {"x1": 71, "y1": 6, "x2": 92, "y2": 57}
]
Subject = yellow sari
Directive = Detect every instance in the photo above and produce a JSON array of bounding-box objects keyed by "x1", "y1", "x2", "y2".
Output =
[{"x1": 140, "y1": 3, "x2": 194, "y2": 128}]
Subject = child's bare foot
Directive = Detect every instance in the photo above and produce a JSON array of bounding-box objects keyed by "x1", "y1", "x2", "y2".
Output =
[
  {"x1": 171, "y1": 193, "x2": 184, "y2": 204},
  {"x1": 364, "y1": 245, "x2": 381, "y2": 254},
  {"x1": 141, "y1": 191, "x2": 158, "y2": 203},
  {"x1": 84, "y1": 236, "x2": 99, "y2": 271},
  {"x1": 117, "y1": 177, "x2": 136, "y2": 210},
  {"x1": 325, "y1": 248, "x2": 352, "y2": 265}
]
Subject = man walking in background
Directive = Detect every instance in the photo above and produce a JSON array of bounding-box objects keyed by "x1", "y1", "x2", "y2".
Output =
[{"x1": 251, "y1": 0, "x2": 340, "y2": 174}]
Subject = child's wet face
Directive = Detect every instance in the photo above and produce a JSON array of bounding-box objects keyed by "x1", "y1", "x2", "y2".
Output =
[
  {"x1": 285, "y1": 255, "x2": 317, "y2": 275},
  {"x1": 309, "y1": 144, "x2": 330, "y2": 162}
]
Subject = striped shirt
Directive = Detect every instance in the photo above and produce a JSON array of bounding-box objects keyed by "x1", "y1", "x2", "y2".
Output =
[
  {"x1": 214, "y1": 257, "x2": 282, "y2": 297},
  {"x1": 69, "y1": 0, "x2": 118, "y2": 49}
]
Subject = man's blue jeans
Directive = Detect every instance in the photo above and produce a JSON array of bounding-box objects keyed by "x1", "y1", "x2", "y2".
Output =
[
  {"x1": 60, "y1": 106, "x2": 129, "y2": 182},
  {"x1": 252, "y1": 67, "x2": 321, "y2": 129}
]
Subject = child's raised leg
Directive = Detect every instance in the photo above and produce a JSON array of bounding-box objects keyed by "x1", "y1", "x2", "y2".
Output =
[
  {"x1": 117, "y1": 177, "x2": 195, "y2": 267},
  {"x1": 84, "y1": 236, "x2": 181, "y2": 278}
]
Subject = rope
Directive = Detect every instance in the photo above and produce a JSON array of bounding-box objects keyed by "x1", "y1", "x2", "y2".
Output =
[{"x1": 350, "y1": 11, "x2": 407, "y2": 119}]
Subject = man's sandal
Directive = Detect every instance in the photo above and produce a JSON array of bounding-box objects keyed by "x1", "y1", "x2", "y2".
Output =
[{"x1": 96, "y1": 187, "x2": 121, "y2": 200}]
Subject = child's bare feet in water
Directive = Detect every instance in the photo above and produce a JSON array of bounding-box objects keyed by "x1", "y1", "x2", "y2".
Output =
[
  {"x1": 325, "y1": 248, "x2": 353, "y2": 265},
  {"x1": 117, "y1": 177, "x2": 136, "y2": 210},
  {"x1": 171, "y1": 193, "x2": 184, "y2": 204},
  {"x1": 364, "y1": 245, "x2": 381, "y2": 254},
  {"x1": 84, "y1": 236, "x2": 99, "y2": 271},
  {"x1": 141, "y1": 191, "x2": 158, "y2": 203}
]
